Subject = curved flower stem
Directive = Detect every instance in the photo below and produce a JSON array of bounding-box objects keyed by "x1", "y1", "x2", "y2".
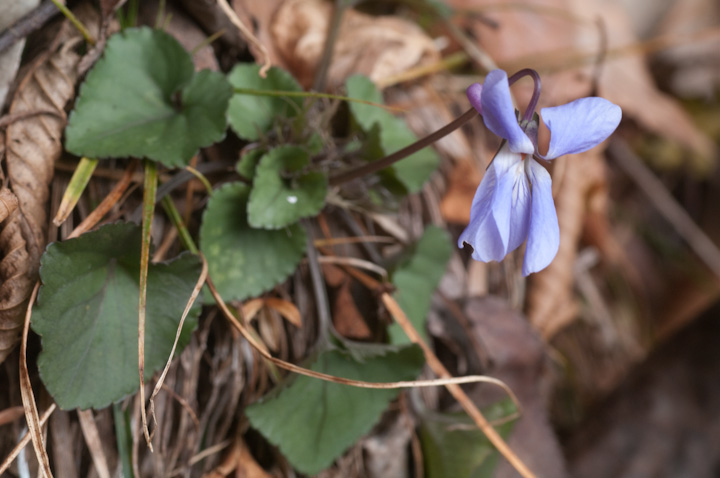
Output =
[
  {"x1": 329, "y1": 107, "x2": 478, "y2": 187},
  {"x1": 508, "y1": 68, "x2": 542, "y2": 123}
]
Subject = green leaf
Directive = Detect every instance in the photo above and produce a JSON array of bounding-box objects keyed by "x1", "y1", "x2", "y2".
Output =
[
  {"x1": 346, "y1": 75, "x2": 439, "y2": 193},
  {"x1": 65, "y1": 27, "x2": 231, "y2": 168},
  {"x1": 248, "y1": 146, "x2": 328, "y2": 229},
  {"x1": 237, "y1": 149, "x2": 265, "y2": 180},
  {"x1": 388, "y1": 226, "x2": 452, "y2": 344},
  {"x1": 246, "y1": 344, "x2": 424, "y2": 475},
  {"x1": 32, "y1": 222, "x2": 202, "y2": 410},
  {"x1": 227, "y1": 64, "x2": 303, "y2": 140},
  {"x1": 420, "y1": 399, "x2": 517, "y2": 478},
  {"x1": 200, "y1": 182, "x2": 306, "y2": 302}
]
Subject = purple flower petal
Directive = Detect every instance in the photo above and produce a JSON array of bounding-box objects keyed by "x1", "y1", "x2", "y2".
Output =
[
  {"x1": 540, "y1": 97, "x2": 621, "y2": 159},
  {"x1": 522, "y1": 159, "x2": 559, "y2": 276},
  {"x1": 480, "y1": 70, "x2": 534, "y2": 155},
  {"x1": 458, "y1": 145, "x2": 526, "y2": 262},
  {"x1": 458, "y1": 163, "x2": 507, "y2": 262},
  {"x1": 506, "y1": 161, "x2": 532, "y2": 254},
  {"x1": 466, "y1": 83, "x2": 483, "y2": 115}
]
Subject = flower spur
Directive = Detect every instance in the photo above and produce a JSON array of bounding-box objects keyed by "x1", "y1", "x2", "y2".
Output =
[{"x1": 458, "y1": 69, "x2": 622, "y2": 275}]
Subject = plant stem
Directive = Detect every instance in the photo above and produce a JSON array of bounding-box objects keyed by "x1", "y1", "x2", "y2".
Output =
[
  {"x1": 138, "y1": 159, "x2": 158, "y2": 450},
  {"x1": 329, "y1": 107, "x2": 478, "y2": 187},
  {"x1": 312, "y1": 0, "x2": 348, "y2": 91},
  {"x1": 161, "y1": 195, "x2": 198, "y2": 255},
  {"x1": 233, "y1": 87, "x2": 404, "y2": 112},
  {"x1": 49, "y1": 0, "x2": 95, "y2": 45},
  {"x1": 303, "y1": 222, "x2": 332, "y2": 346},
  {"x1": 508, "y1": 68, "x2": 541, "y2": 123}
]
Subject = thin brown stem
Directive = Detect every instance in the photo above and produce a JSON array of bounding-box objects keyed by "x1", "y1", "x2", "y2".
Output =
[
  {"x1": 313, "y1": 0, "x2": 348, "y2": 91},
  {"x1": 329, "y1": 107, "x2": 478, "y2": 187}
]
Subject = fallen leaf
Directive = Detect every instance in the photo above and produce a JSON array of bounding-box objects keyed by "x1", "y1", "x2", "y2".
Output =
[
  {"x1": 526, "y1": 150, "x2": 606, "y2": 339},
  {"x1": 331, "y1": 278, "x2": 372, "y2": 340},
  {"x1": 270, "y1": 0, "x2": 439, "y2": 88},
  {"x1": 0, "y1": 188, "x2": 18, "y2": 222},
  {"x1": 203, "y1": 435, "x2": 270, "y2": 478},
  {"x1": 242, "y1": 298, "x2": 266, "y2": 322},
  {"x1": 464, "y1": 296, "x2": 568, "y2": 478},
  {"x1": 264, "y1": 297, "x2": 302, "y2": 328},
  {"x1": 570, "y1": 0, "x2": 715, "y2": 158},
  {"x1": 0, "y1": 0, "x2": 39, "y2": 108},
  {"x1": 637, "y1": 0, "x2": 720, "y2": 99},
  {"x1": 0, "y1": 5, "x2": 99, "y2": 364}
]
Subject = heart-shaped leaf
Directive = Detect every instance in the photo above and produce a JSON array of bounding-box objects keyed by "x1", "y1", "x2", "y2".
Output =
[
  {"x1": 248, "y1": 146, "x2": 328, "y2": 229},
  {"x1": 246, "y1": 343, "x2": 424, "y2": 475},
  {"x1": 237, "y1": 149, "x2": 265, "y2": 180},
  {"x1": 227, "y1": 64, "x2": 303, "y2": 141},
  {"x1": 346, "y1": 75, "x2": 439, "y2": 193},
  {"x1": 65, "y1": 27, "x2": 231, "y2": 168},
  {"x1": 200, "y1": 182, "x2": 307, "y2": 302},
  {"x1": 32, "y1": 222, "x2": 203, "y2": 410},
  {"x1": 420, "y1": 399, "x2": 517, "y2": 478}
]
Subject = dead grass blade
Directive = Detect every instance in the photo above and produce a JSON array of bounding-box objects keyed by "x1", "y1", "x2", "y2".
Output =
[
  {"x1": 77, "y1": 409, "x2": 111, "y2": 478},
  {"x1": 138, "y1": 160, "x2": 158, "y2": 450},
  {"x1": 67, "y1": 158, "x2": 139, "y2": 239},
  {"x1": 148, "y1": 255, "x2": 208, "y2": 420},
  {"x1": 216, "y1": 0, "x2": 271, "y2": 76},
  {"x1": 206, "y1": 275, "x2": 520, "y2": 394},
  {"x1": 18, "y1": 282, "x2": 52, "y2": 477},
  {"x1": 0, "y1": 404, "x2": 56, "y2": 476},
  {"x1": 53, "y1": 156, "x2": 99, "y2": 227},
  {"x1": 381, "y1": 292, "x2": 535, "y2": 478}
]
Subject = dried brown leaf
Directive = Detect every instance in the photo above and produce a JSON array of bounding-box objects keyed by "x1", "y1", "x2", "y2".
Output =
[
  {"x1": 242, "y1": 298, "x2": 265, "y2": 323},
  {"x1": 264, "y1": 297, "x2": 302, "y2": 327},
  {"x1": 526, "y1": 150, "x2": 606, "y2": 339},
  {"x1": 0, "y1": 188, "x2": 18, "y2": 222},
  {"x1": 203, "y1": 435, "x2": 270, "y2": 478},
  {"x1": 464, "y1": 296, "x2": 568, "y2": 478},
  {"x1": 440, "y1": 160, "x2": 482, "y2": 224},
  {"x1": 451, "y1": 0, "x2": 714, "y2": 158},
  {"x1": 270, "y1": 0, "x2": 439, "y2": 88},
  {"x1": 332, "y1": 278, "x2": 371, "y2": 340},
  {"x1": 571, "y1": 0, "x2": 716, "y2": 158},
  {"x1": 0, "y1": 8, "x2": 98, "y2": 364},
  {"x1": 77, "y1": 410, "x2": 111, "y2": 478}
]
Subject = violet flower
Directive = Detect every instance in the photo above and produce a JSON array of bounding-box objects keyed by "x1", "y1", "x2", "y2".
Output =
[{"x1": 458, "y1": 69, "x2": 621, "y2": 276}]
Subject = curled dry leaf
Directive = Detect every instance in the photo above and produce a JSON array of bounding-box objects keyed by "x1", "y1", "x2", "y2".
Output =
[
  {"x1": 264, "y1": 297, "x2": 302, "y2": 328},
  {"x1": 0, "y1": 7, "x2": 99, "y2": 364},
  {"x1": 0, "y1": 0, "x2": 40, "y2": 108},
  {"x1": 203, "y1": 435, "x2": 270, "y2": 478},
  {"x1": 242, "y1": 297, "x2": 302, "y2": 327},
  {"x1": 0, "y1": 188, "x2": 18, "y2": 222},
  {"x1": 270, "y1": 0, "x2": 439, "y2": 88}
]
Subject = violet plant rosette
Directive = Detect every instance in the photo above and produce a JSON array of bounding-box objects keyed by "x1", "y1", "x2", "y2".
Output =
[{"x1": 458, "y1": 69, "x2": 622, "y2": 276}]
